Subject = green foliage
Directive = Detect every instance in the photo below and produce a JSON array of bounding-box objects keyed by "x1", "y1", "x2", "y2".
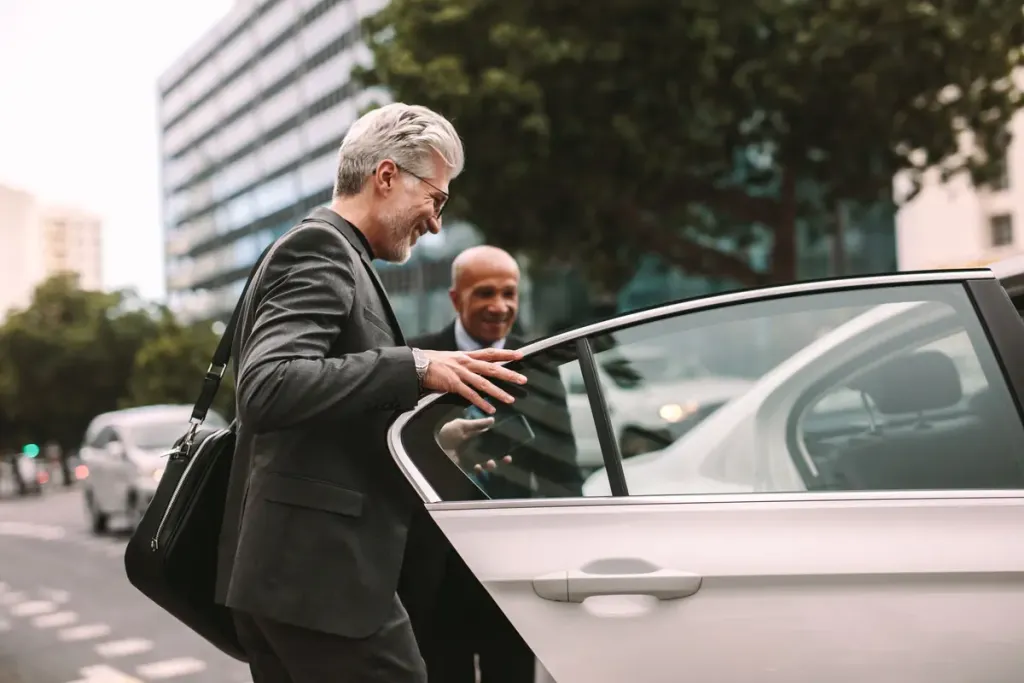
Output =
[
  {"x1": 124, "y1": 314, "x2": 236, "y2": 421},
  {"x1": 0, "y1": 276, "x2": 231, "y2": 452},
  {"x1": 356, "y1": 0, "x2": 1024, "y2": 286}
]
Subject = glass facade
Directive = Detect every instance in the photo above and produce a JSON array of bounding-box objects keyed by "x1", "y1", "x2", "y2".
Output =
[{"x1": 159, "y1": 0, "x2": 388, "y2": 322}]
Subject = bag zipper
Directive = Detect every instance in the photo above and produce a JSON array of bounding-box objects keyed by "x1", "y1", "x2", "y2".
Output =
[{"x1": 150, "y1": 428, "x2": 229, "y2": 551}]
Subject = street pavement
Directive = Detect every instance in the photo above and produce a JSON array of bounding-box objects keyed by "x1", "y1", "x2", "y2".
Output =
[{"x1": 0, "y1": 486, "x2": 253, "y2": 683}]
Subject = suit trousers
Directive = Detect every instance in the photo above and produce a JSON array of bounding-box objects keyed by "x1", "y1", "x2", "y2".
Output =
[
  {"x1": 420, "y1": 556, "x2": 537, "y2": 683},
  {"x1": 232, "y1": 595, "x2": 426, "y2": 683}
]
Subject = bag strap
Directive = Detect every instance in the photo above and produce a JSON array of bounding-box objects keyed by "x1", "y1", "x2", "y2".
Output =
[
  {"x1": 186, "y1": 238, "x2": 277, "y2": 429},
  {"x1": 185, "y1": 216, "x2": 340, "y2": 437}
]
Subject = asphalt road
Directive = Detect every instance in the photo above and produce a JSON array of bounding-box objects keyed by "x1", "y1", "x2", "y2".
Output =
[{"x1": 0, "y1": 485, "x2": 253, "y2": 683}]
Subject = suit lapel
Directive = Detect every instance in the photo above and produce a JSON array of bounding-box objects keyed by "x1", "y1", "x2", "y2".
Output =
[
  {"x1": 441, "y1": 322, "x2": 458, "y2": 352},
  {"x1": 309, "y1": 207, "x2": 406, "y2": 345}
]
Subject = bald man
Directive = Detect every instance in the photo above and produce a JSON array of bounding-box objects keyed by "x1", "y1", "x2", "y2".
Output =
[
  {"x1": 419, "y1": 245, "x2": 522, "y2": 351},
  {"x1": 400, "y1": 246, "x2": 558, "y2": 683}
]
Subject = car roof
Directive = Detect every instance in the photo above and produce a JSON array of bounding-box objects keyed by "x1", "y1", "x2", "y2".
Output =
[{"x1": 83, "y1": 405, "x2": 200, "y2": 441}]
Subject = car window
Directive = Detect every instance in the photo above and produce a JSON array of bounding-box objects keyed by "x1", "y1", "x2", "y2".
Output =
[
  {"x1": 560, "y1": 363, "x2": 588, "y2": 395},
  {"x1": 400, "y1": 342, "x2": 600, "y2": 501},
  {"x1": 90, "y1": 426, "x2": 117, "y2": 450},
  {"x1": 400, "y1": 282, "x2": 1024, "y2": 501},
  {"x1": 582, "y1": 283, "x2": 1024, "y2": 496}
]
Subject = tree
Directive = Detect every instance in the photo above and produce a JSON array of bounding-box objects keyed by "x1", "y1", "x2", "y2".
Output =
[
  {"x1": 0, "y1": 275, "x2": 161, "y2": 451},
  {"x1": 357, "y1": 0, "x2": 1024, "y2": 288},
  {"x1": 123, "y1": 314, "x2": 236, "y2": 422}
]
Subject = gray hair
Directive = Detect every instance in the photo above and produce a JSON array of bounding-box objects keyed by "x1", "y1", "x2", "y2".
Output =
[{"x1": 333, "y1": 103, "x2": 464, "y2": 197}]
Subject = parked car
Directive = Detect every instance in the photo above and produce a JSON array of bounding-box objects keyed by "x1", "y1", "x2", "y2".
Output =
[
  {"x1": 385, "y1": 268, "x2": 1024, "y2": 683},
  {"x1": 79, "y1": 405, "x2": 228, "y2": 534}
]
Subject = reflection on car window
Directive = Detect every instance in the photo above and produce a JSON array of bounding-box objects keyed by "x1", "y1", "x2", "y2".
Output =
[
  {"x1": 402, "y1": 343, "x2": 599, "y2": 501},
  {"x1": 579, "y1": 284, "x2": 1024, "y2": 497}
]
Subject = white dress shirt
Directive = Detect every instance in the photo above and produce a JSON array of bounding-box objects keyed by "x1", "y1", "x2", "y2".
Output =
[{"x1": 454, "y1": 317, "x2": 506, "y2": 352}]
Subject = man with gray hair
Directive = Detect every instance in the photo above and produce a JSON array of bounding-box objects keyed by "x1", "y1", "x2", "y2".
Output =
[{"x1": 216, "y1": 103, "x2": 526, "y2": 683}]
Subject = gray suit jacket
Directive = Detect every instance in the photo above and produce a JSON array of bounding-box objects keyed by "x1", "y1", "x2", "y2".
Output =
[{"x1": 214, "y1": 207, "x2": 422, "y2": 639}]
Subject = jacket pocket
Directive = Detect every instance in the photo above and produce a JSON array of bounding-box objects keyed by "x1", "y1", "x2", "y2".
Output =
[
  {"x1": 262, "y1": 473, "x2": 364, "y2": 518},
  {"x1": 362, "y1": 307, "x2": 392, "y2": 336}
]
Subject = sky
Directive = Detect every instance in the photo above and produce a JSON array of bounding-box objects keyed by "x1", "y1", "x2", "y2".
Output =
[{"x1": 0, "y1": 0, "x2": 233, "y2": 301}]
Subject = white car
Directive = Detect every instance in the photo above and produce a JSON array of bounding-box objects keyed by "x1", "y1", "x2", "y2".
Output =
[
  {"x1": 388, "y1": 268, "x2": 1024, "y2": 683},
  {"x1": 79, "y1": 404, "x2": 228, "y2": 534}
]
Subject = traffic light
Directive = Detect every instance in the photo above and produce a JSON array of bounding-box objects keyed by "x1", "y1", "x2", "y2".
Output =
[{"x1": 22, "y1": 443, "x2": 40, "y2": 458}]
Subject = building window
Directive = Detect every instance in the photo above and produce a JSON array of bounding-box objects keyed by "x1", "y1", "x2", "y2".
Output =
[
  {"x1": 990, "y1": 213, "x2": 1014, "y2": 247},
  {"x1": 993, "y1": 151, "x2": 1011, "y2": 191}
]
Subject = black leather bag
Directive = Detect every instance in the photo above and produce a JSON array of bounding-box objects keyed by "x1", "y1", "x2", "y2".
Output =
[{"x1": 123, "y1": 240, "x2": 276, "y2": 663}]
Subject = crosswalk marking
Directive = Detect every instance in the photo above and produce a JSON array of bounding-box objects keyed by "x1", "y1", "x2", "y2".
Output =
[
  {"x1": 136, "y1": 657, "x2": 207, "y2": 679},
  {"x1": 0, "y1": 591, "x2": 26, "y2": 605},
  {"x1": 59, "y1": 623, "x2": 112, "y2": 642},
  {"x1": 95, "y1": 638, "x2": 154, "y2": 658},
  {"x1": 10, "y1": 599, "x2": 56, "y2": 616},
  {"x1": 0, "y1": 520, "x2": 66, "y2": 540},
  {"x1": 67, "y1": 664, "x2": 143, "y2": 683},
  {"x1": 33, "y1": 610, "x2": 78, "y2": 628},
  {"x1": 40, "y1": 587, "x2": 71, "y2": 603}
]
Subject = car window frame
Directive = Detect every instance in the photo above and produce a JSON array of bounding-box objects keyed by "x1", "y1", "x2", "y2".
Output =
[{"x1": 389, "y1": 271, "x2": 1024, "y2": 508}]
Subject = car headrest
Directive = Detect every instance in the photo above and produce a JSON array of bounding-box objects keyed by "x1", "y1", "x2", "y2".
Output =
[{"x1": 848, "y1": 350, "x2": 962, "y2": 415}]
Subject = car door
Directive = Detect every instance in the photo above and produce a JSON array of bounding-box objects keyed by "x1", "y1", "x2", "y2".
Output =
[
  {"x1": 388, "y1": 271, "x2": 1024, "y2": 683},
  {"x1": 102, "y1": 427, "x2": 131, "y2": 510},
  {"x1": 80, "y1": 427, "x2": 112, "y2": 506}
]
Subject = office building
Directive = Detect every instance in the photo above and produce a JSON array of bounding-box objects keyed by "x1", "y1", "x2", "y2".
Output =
[
  {"x1": 897, "y1": 111, "x2": 1023, "y2": 271},
  {"x1": 0, "y1": 184, "x2": 104, "y2": 321},
  {"x1": 159, "y1": 0, "x2": 393, "y2": 322},
  {"x1": 40, "y1": 205, "x2": 104, "y2": 292}
]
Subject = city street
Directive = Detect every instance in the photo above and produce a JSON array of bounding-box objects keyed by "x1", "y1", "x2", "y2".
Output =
[{"x1": 0, "y1": 486, "x2": 253, "y2": 683}]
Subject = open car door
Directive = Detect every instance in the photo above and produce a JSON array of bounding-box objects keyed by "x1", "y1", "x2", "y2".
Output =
[{"x1": 389, "y1": 271, "x2": 1024, "y2": 683}]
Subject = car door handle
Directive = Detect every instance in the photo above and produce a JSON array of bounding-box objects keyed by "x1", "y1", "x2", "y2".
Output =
[{"x1": 532, "y1": 567, "x2": 702, "y2": 603}]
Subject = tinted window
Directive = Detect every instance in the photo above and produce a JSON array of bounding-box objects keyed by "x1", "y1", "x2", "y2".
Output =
[
  {"x1": 581, "y1": 283, "x2": 1024, "y2": 496},
  {"x1": 400, "y1": 343, "x2": 601, "y2": 501}
]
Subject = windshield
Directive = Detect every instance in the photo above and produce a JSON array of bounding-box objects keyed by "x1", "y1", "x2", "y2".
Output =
[{"x1": 125, "y1": 412, "x2": 228, "y2": 450}]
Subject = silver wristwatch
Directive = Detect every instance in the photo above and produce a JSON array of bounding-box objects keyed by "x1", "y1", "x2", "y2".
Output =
[{"x1": 411, "y1": 347, "x2": 430, "y2": 387}]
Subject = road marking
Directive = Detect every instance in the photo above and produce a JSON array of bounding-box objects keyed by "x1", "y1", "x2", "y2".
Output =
[
  {"x1": 0, "y1": 618, "x2": 10, "y2": 632},
  {"x1": 10, "y1": 599, "x2": 56, "y2": 616},
  {"x1": 66, "y1": 664, "x2": 144, "y2": 683},
  {"x1": 0, "y1": 591, "x2": 26, "y2": 605},
  {"x1": 136, "y1": 658, "x2": 208, "y2": 679},
  {"x1": 96, "y1": 638, "x2": 154, "y2": 657},
  {"x1": 0, "y1": 581, "x2": 8, "y2": 592},
  {"x1": 59, "y1": 623, "x2": 112, "y2": 641},
  {"x1": 40, "y1": 587, "x2": 71, "y2": 603},
  {"x1": 0, "y1": 520, "x2": 66, "y2": 540},
  {"x1": 33, "y1": 610, "x2": 78, "y2": 628}
]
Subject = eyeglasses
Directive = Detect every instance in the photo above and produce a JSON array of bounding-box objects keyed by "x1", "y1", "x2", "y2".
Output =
[{"x1": 395, "y1": 164, "x2": 449, "y2": 218}]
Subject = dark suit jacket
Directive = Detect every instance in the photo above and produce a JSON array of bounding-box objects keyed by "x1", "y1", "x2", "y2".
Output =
[{"x1": 214, "y1": 207, "x2": 421, "y2": 639}]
